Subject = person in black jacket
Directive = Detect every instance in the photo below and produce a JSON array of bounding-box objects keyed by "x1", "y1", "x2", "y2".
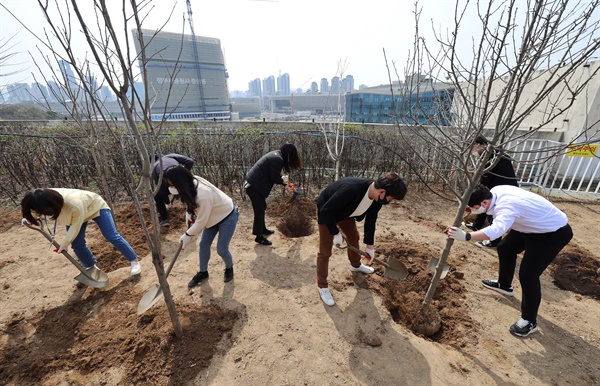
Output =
[
  {"x1": 152, "y1": 153, "x2": 194, "y2": 227},
  {"x1": 315, "y1": 172, "x2": 407, "y2": 306},
  {"x1": 468, "y1": 136, "x2": 519, "y2": 248},
  {"x1": 245, "y1": 143, "x2": 302, "y2": 245}
]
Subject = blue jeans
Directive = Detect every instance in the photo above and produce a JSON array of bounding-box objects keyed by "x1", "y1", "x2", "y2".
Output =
[
  {"x1": 198, "y1": 207, "x2": 239, "y2": 272},
  {"x1": 68, "y1": 209, "x2": 139, "y2": 268}
]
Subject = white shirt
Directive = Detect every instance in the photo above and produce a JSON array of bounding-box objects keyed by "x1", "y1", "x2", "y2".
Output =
[
  {"x1": 350, "y1": 189, "x2": 373, "y2": 217},
  {"x1": 483, "y1": 185, "x2": 568, "y2": 240}
]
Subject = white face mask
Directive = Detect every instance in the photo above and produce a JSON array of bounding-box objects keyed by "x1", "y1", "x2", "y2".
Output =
[
  {"x1": 470, "y1": 205, "x2": 486, "y2": 214},
  {"x1": 471, "y1": 150, "x2": 480, "y2": 158},
  {"x1": 168, "y1": 186, "x2": 179, "y2": 195}
]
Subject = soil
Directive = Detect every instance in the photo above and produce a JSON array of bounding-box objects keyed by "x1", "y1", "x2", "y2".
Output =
[{"x1": 1, "y1": 190, "x2": 599, "y2": 385}]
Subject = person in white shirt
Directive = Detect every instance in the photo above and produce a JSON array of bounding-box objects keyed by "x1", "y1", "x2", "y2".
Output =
[
  {"x1": 447, "y1": 184, "x2": 573, "y2": 337},
  {"x1": 163, "y1": 166, "x2": 239, "y2": 286}
]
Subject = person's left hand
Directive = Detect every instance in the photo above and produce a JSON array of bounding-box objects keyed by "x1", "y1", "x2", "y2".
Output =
[
  {"x1": 180, "y1": 233, "x2": 192, "y2": 249},
  {"x1": 54, "y1": 244, "x2": 68, "y2": 254},
  {"x1": 447, "y1": 226, "x2": 468, "y2": 241}
]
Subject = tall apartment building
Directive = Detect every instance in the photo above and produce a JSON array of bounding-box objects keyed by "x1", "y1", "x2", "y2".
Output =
[
  {"x1": 262, "y1": 76, "x2": 276, "y2": 96},
  {"x1": 277, "y1": 73, "x2": 290, "y2": 96},
  {"x1": 331, "y1": 76, "x2": 340, "y2": 93},
  {"x1": 248, "y1": 78, "x2": 262, "y2": 97},
  {"x1": 320, "y1": 78, "x2": 329, "y2": 93}
]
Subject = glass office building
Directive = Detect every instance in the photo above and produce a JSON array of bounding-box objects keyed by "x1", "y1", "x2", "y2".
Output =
[{"x1": 345, "y1": 88, "x2": 454, "y2": 125}]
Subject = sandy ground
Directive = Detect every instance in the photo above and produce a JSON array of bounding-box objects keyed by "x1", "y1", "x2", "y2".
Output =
[{"x1": 1, "y1": 190, "x2": 599, "y2": 385}]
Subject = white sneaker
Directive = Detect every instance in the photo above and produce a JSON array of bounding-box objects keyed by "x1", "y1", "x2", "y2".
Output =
[
  {"x1": 130, "y1": 261, "x2": 141, "y2": 276},
  {"x1": 349, "y1": 264, "x2": 375, "y2": 274},
  {"x1": 318, "y1": 287, "x2": 335, "y2": 306}
]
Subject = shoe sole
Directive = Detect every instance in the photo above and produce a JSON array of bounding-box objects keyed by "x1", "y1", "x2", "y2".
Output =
[
  {"x1": 510, "y1": 326, "x2": 538, "y2": 337},
  {"x1": 482, "y1": 282, "x2": 514, "y2": 296}
]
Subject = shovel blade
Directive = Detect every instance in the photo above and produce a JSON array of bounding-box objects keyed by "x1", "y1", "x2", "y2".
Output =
[
  {"x1": 381, "y1": 257, "x2": 409, "y2": 280},
  {"x1": 137, "y1": 284, "x2": 163, "y2": 315},
  {"x1": 74, "y1": 266, "x2": 109, "y2": 288},
  {"x1": 428, "y1": 257, "x2": 450, "y2": 279}
]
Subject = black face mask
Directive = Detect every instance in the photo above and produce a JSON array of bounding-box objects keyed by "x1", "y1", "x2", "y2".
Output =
[{"x1": 377, "y1": 197, "x2": 390, "y2": 205}]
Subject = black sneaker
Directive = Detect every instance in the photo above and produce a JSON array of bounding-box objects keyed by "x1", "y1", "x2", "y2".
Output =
[
  {"x1": 475, "y1": 240, "x2": 497, "y2": 249},
  {"x1": 262, "y1": 228, "x2": 275, "y2": 235},
  {"x1": 224, "y1": 267, "x2": 234, "y2": 283},
  {"x1": 509, "y1": 318, "x2": 538, "y2": 337},
  {"x1": 482, "y1": 279, "x2": 514, "y2": 296},
  {"x1": 188, "y1": 271, "x2": 208, "y2": 288},
  {"x1": 255, "y1": 235, "x2": 272, "y2": 245},
  {"x1": 160, "y1": 219, "x2": 170, "y2": 227},
  {"x1": 462, "y1": 221, "x2": 477, "y2": 231}
]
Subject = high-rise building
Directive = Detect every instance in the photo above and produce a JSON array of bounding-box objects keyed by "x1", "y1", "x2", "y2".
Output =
[
  {"x1": 7, "y1": 83, "x2": 30, "y2": 103},
  {"x1": 248, "y1": 78, "x2": 262, "y2": 97},
  {"x1": 331, "y1": 76, "x2": 340, "y2": 93},
  {"x1": 310, "y1": 82, "x2": 318, "y2": 93},
  {"x1": 58, "y1": 60, "x2": 79, "y2": 95},
  {"x1": 342, "y1": 75, "x2": 354, "y2": 92},
  {"x1": 263, "y1": 76, "x2": 276, "y2": 96},
  {"x1": 277, "y1": 73, "x2": 290, "y2": 96},
  {"x1": 29, "y1": 82, "x2": 49, "y2": 102},
  {"x1": 133, "y1": 28, "x2": 231, "y2": 121},
  {"x1": 320, "y1": 78, "x2": 329, "y2": 93}
]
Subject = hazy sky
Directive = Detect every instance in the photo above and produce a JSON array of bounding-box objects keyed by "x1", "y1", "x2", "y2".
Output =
[{"x1": 1, "y1": 0, "x2": 480, "y2": 92}]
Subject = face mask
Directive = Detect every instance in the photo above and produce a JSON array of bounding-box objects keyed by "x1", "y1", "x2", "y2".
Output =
[
  {"x1": 168, "y1": 186, "x2": 179, "y2": 195},
  {"x1": 377, "y1": 196, "x2": 391, "y2": 205},
  {"x1": 471, "y1": 150, "x2": 480, "y2": 157},
  {"x1": 470, "y1": 204, "x2": 486, "y2": 214}
]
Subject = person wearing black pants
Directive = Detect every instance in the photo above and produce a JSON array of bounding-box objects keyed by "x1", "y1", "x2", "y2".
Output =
[
  {"x1": 469, "y1": 136, "x2": 518, "y2": 248},
  {"x1": 447, "y1": 184, "x2": 572, "y2": 337},
  {"x1": 152, "y1": 153, "x2": 194, "y2": 226},
  {"x1": 244, "y1": 144, "x2": 302, "y2": 245}
]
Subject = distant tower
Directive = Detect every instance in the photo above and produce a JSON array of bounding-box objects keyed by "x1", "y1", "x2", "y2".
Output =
[
  {"x1": 310, "y1": 82, "x2": 318, "y2": 93},
  {"x1": 277, "y1": 73, "x2": 290, "y2": 96},
  {"x1": 262, "y1": 76, "x2": 276, "y2": 96},
  {"x1": 342, "y1": 75, "x2": 354, "y2": 92},
  {"x1": 320, "y1": 78, "x2": 329, "y2": 93},
  {"x1": 58, "y1": 60, "x2": 79, "y2": 94},
  {"x1": 248, "y1": 78, "x2": 262, "y2": 97},
  {"x1": 331, "y1": 76, "x2": 340, "y2": 93}
]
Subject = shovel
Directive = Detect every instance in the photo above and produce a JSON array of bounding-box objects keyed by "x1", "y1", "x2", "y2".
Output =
[
  {"x1": 24, "y1": 223, "x2": 109, "y2": 288},
  {"x1": 428, "y1": 256, "x2": 450, "y2": 279},
  {"x1": 137, "y1": 241, "x2": 183, "y2": 315},
  {"x1": 336, "y1": 238, "x2": 408, "y2": 280}
]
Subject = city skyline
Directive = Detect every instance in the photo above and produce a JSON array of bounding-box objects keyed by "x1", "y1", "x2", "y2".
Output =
[{"x1": 0, "y1": 0, "x2": 475, "y2": 95}]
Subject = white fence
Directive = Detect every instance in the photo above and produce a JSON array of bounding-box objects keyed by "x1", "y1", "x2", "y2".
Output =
[{"x1": 512, "y1": 139, "x2": 600, "y2": 195}]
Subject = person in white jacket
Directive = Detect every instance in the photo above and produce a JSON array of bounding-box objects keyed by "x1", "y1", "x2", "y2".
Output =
[
  {"x1": 163, "y1": 166, "x2": 238, "y2": 287},
  {"x1": 447, "y1": 184, "x2": 573, "y2": 337},
  {"x1": 21, "y1": 188, "x2": 141, "y2": 275}
]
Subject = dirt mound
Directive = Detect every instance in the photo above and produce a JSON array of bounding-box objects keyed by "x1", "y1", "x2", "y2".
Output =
[
  {"x1": 368, "y1": 236, "x2": 477, "y2": 346},
  {"x1": 0, "y1": 282, "x2": 239, "y2": 385},
  {"x1": 268, "y1": 196, "x2": 317, "y2": 238},
  {"x1": 551, "y1": 242, "x2": 600, "y2": 299}
]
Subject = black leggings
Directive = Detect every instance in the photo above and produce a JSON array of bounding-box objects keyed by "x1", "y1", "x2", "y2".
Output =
[{"x1": 496, "y1": 224, "x2": 573, "y2": 323}]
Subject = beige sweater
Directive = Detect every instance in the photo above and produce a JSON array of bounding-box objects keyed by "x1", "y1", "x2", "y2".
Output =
[{"x1": 185, "y1": 176, "x2": 234, "y2": 236}]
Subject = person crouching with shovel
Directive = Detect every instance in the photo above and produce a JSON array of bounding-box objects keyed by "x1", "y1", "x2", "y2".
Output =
[
  {"x1": 21, "y1": 188, "x2": 142, "y2": 276},
  {"x1": 315, "y1": 172, "x2": 408, "y2": 306}
]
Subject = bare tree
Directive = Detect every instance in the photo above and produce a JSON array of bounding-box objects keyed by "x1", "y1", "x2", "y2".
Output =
[
  {"x1": 318, "y1": 60, "x2": 350, "y2": 181},
  {"x1": 386, "y1": 0, "x2": 600, "y2": 334},
  {"x1": 3, "y1": 0, "x2": 190, "y2": 337}
]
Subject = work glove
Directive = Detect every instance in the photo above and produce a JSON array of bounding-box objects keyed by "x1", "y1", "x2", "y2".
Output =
[
  {"x1": 180, "y1": 233, "x2": 193, "y2": 250},
  {"x1": 365, "y1": 246, "x2": 375, "y2": 262},
  {"x1": 21, "y1": 218, "x2": 30, "y2": 226},
  {"x1": 54, "y1": 244, "x2": 68, "y2": 254},
  {"x1": 282, "y1": 175, "x2": 289, "y2": 185},
  {"x1": 185, "y1": 212, "x2": 196, "y2": 228},
  {"x1": 447, "y1": 226, "x2": 468, "y2": 241},
  {"x1": 333, "y1": 232, "x2": 345, "y2": 247}
]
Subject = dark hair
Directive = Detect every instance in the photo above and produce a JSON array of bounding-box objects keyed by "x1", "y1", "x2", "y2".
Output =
[
  {"x1": 280, "y1": 143, "x2": 302, "y2": 172},
  {"x1": 468, "y1": 184, "x2": 493, "y2": 207},
  {"x1": 474, "y1": 136, "x2": 489, "y2": 146},
  {"x1": 163, "y1": 166, "x2": 198, "y2": 213},
  {"x1": 374, "y1": 172, "x2": 408, "y2": 200},
  {"x1": 21, "y1": 188, "x2": 65, "y2": 226}
]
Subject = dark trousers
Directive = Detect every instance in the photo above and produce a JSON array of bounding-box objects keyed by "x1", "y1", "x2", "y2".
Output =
[
  {"x1": 246, "y1": 186, "x2": 268, "y2": 236},
  {"x1": 154, "y1": 184, "x2": 171, "y2": 221},
  {"x1": 496, "y1": 224, "x2": 573, "y2": 323},
  {"x1": 316, "y1": 218, "x2": 363, "y2": 288}
]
